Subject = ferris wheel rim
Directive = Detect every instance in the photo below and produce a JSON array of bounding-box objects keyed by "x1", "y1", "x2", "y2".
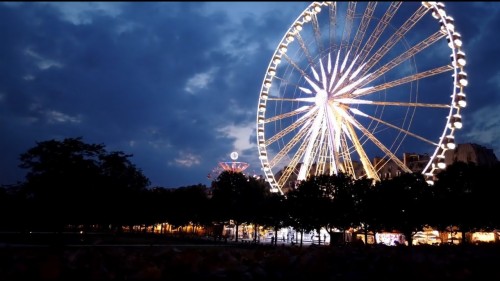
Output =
[{"x1": 256, "y1": 1, "x2": 467, "y2": 195}]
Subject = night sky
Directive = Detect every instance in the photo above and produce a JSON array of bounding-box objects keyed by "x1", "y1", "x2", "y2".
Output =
[{"x1": 1, "y1": 2, "x2": 499, "y2": 188}]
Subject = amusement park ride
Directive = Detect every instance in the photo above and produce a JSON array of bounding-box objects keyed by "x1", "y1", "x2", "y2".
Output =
[{"x1": 207, "y1": 151, "x2": 251, "y2": 180}]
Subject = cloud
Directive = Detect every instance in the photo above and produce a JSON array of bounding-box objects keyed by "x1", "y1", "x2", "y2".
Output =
[
  {"x1": 44, "y1": 2, "x2": 124, "y2": 25},
  {"x1": 184, "y1": 68, "x2": 217, "y2": 94},
  {"x1": 464, "y1": 104, "x2": 500, "y2": 157},
  {"x1": 216, "y1": 121, "x2": 255, "y2": 153},
  {"x1": 45, "y1": 110, "x2": 82, "y2": 124},
  {"x1": 25, "y1": 48, "x2": 63, "y2": 70},
  {"x1": 173, "y1": 151, "x2": 201, "y2": 167}
]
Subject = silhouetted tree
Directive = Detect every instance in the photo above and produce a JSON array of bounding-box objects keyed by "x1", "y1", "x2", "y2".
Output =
[
  {"x1": 287, "y1": 176, "x2": 327, "y2": 246},
  {"x1": 372, "y1": 173, "x2": 431, "y2": 246},
  {"x1": 259, "y1": 192, "x2": 288, "y2": 246},
  {"x1": 433, "y1": 161, "x2": 490, "y2": 244},
  {"x1": 18, "y1": 137, "x2": 150, "y2": 231},
  {"x1": 169, "y1": 184, "x2": 210, "y2": 234},
  {"x1": 210, "y1": 171, "x2": 248, "y2": 241}
]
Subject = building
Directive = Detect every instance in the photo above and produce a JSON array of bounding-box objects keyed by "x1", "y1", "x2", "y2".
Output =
[
  {"x1": 275, "y1": 143, "x2": 498, "y2": 189},
  {"x1": 444, "y1": 143, "x2": 498, "y2": 167}
]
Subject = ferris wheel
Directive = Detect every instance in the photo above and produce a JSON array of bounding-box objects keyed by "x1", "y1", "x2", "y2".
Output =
[{"x1": 256, "y1": 2, "x2": 467, "y2": 194}]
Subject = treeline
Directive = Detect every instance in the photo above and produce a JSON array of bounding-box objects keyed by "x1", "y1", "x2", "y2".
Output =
[{"x1": 1, "y1": 137, "x2": 499, "y2": 246}]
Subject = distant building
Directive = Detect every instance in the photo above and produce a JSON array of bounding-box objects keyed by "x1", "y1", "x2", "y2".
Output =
[
  {"x1": 371, "y1": 152, "x2": 431, "y2": 180},
  {"x1": 274, "y1": 143, "x2": 498, "y2": 190},
  {"x1": 444, "y1": 143, "x2": 498, "y2": 167}
]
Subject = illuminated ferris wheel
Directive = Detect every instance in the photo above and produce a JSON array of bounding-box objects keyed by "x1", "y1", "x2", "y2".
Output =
[{"x1": 256, "y1": 2, "x2": 467, "y2": 194}]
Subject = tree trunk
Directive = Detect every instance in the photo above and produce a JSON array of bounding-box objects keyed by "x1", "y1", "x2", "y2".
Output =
[
  {"x1": 253, "y1": 224, "x2": 258, "y2": 242},
  {"x1": 300, "y1": 230, "x2": 303, "y2": 247},
  {"x1": 405, "y1": 230, "x2": 413, "y2": 247},
  {"x1": 274, "y1": 226, "x2": 278, "y2": 246},
  {"x1": 235, "y1": 223, "x2": 239, "y2": 242},
  {"x1": 328, "y1": 230, "x2": 335, "y2": 247}
]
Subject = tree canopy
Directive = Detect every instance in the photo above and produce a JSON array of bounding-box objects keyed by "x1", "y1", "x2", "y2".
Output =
[{"x1": 17, "y1": 137, "x2": 151, "y2": 229}]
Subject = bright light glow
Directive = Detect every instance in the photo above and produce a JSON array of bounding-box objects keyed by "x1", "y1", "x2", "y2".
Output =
[
  {"x1": 437, "y1": 156, "x2": 446, "y2": 169},
  {"x1": 456, "y1": 51, "x2": 466, "y2": 66},
  {"x1": 457, "y1": 71, "x2": 468, "y2": 87},
  {"x1": 448, "y1": 32, "x2": 463, "y2": 48},
  {"x1": 451, "y1": 114, "x2": 463, "y2": 129},
  {"x1": 230, "y1": 151, "x2": 239, "y2": 160},
  {"x1": 304, "y1": 13, "x2": 312, "y2": 22},
  {"x1": 279, "y1": 44, "x2": 287, "y2": 54},
  {"x1": 456, "y1": 92, "x2": 466, "y2": 108},
  {"x1": 445, "y1": 135, "x2": 456, "y2": 149}
]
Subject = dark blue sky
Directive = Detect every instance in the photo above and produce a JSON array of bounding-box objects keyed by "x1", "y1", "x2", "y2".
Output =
[{"x1": 0, "y1": 2, "x2": 498, "y2": 188}]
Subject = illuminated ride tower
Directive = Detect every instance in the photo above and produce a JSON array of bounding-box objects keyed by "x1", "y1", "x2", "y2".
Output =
[
  {"x1": 207, "y1": 151, "x2": 250, "y2": 180},
  {"x1": 207, "y1": 152, "x2": 253, "y2": 241},
  {"x1": 219, "y1": 151, "x2": 249, "y2": 173}
]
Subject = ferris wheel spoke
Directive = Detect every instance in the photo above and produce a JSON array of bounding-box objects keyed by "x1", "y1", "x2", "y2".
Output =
[
  {"x1": 349, "y1": 107, "x2": 438, "y2": 146},
  {"x1": 267, "y1": 97, "x2": 316, "y2": 103},
  {"x1": 282, "y1": 52, "x2": 315, "y2": 84},
  {"x1": 293, "y1": 33, "x2": 316, "y2": 68},
  {"x1": 268, "y1": 120, "x2": 312, "y2": 169},
  {"x1": 339, "y1": 2, "x2": 356, "y2": 54},
  {"x1": 357, "y1": 2, "x2": 402, "y2": 67},
  {"x1": 359, "y1": 31, "x2": 446, "y2": 89},
  {"x1": 335, "y1": 130, "x2": 354, "y2": 175},
  {"x1": 277, "y1": 135, "x2": 312, "y2": 188},
  {"x1": 349, "y1": 2, "x2": 377, "y2": 59},
  {"x1": 316, "y1": 128, "x2": 332, "y2": 175},
  {"x1": 297, "y1": 108, "x2": 326, "y2": 180},
  {"x1": 265, "y1": 105, "x2": 314, "y2": 123},
  {"x1": 266, "y1": 115, "x2": 309, "y2": 146},
  {"x1": 361, "y1": 5, "x2": 430, "y2": 76},
  {"x1": 311, "y1": 13, "x2": 324, "y2": 54},
  {"x1": 338, "y1": 99, "x2": 451, "y2": 109},
  {"x1": 347, "y1": 116, "x2": 413, "y2": 173},
  {"x1": 349, "y1": 65, "x2": 454, "y2": 99},
  {"x1": 342, "y1": 121, "x2": 380, "y2": 180},
  {"x1": 328, "y1": 2, "x2": 337, "y2": 49}
]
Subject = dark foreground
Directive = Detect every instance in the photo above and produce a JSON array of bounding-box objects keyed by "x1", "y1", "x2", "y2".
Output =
[{"x1": 1, "y1": 234, "x2": 499, "y2": 280}]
